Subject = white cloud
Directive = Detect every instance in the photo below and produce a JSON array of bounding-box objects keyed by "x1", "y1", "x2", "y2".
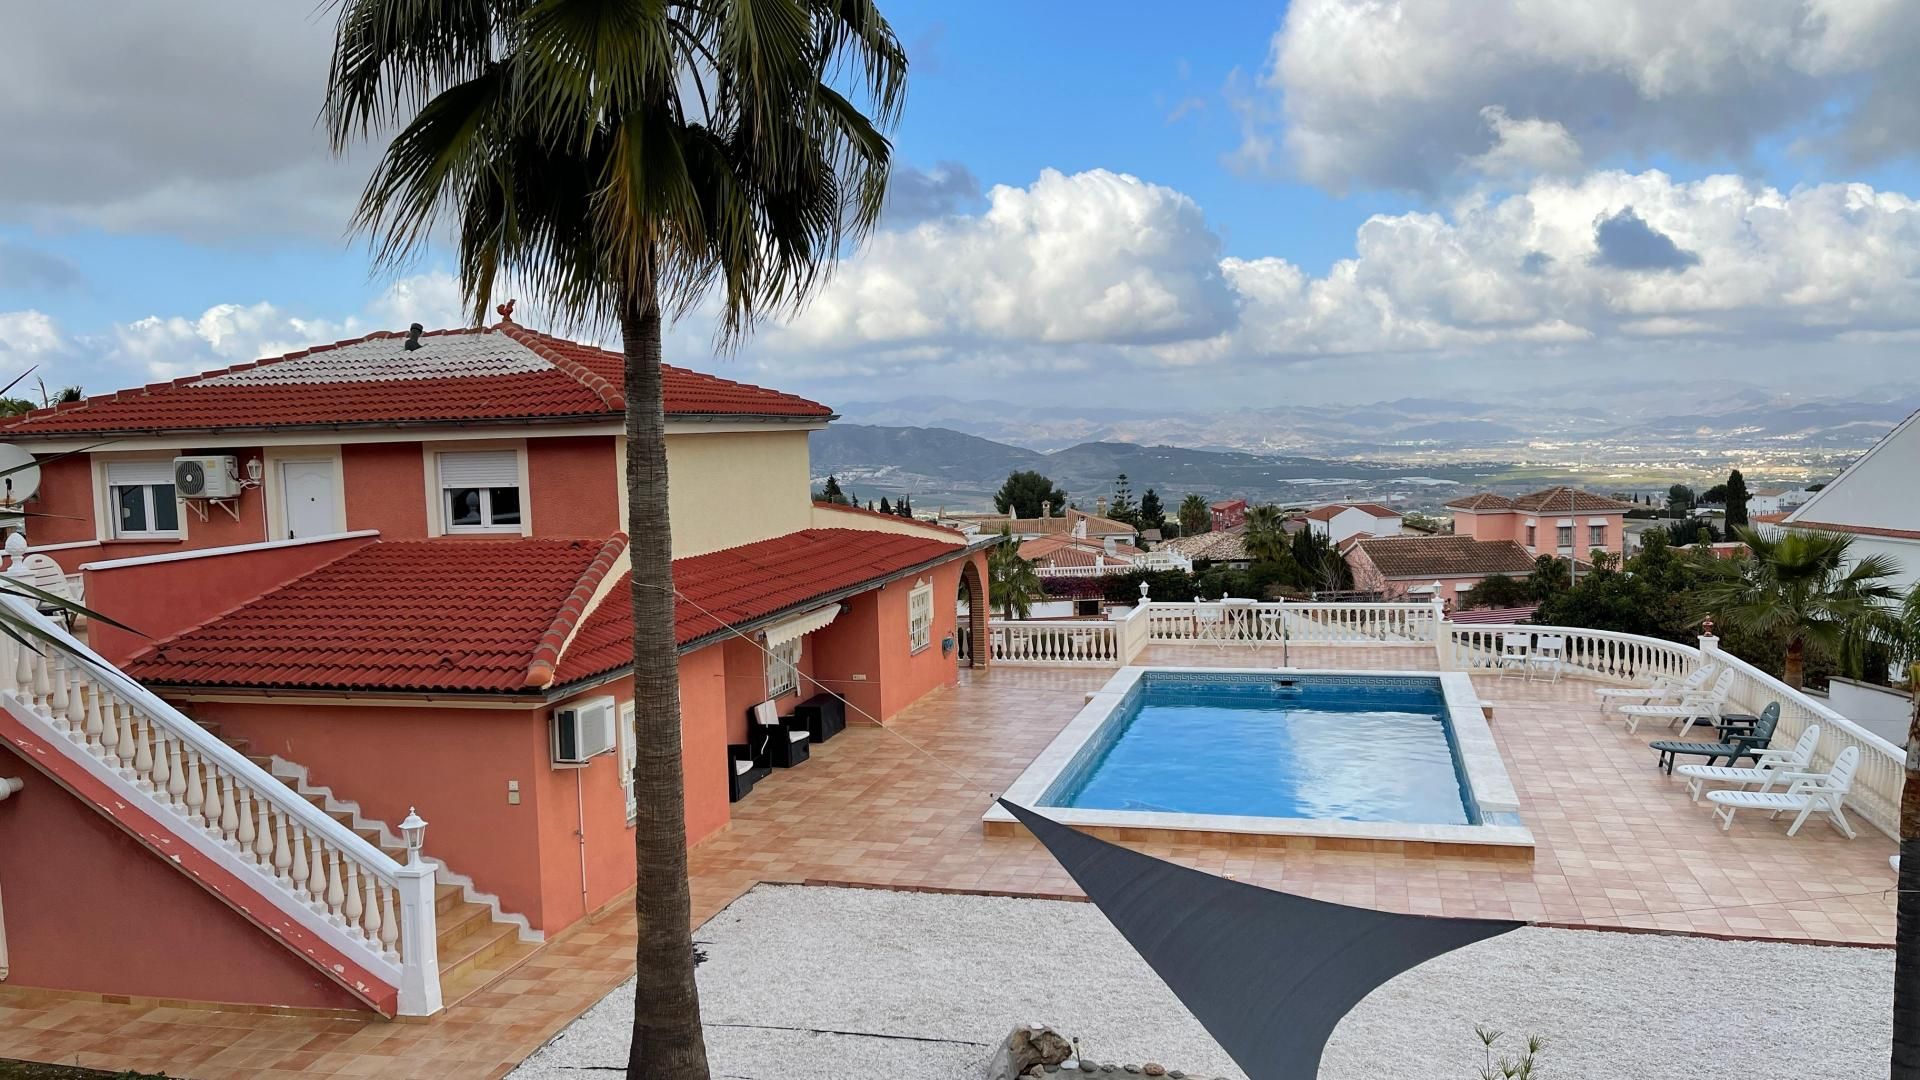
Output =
[
  {"x1": 0, "y1": 311, "x2": 65, "y2": 362},
  {"x1": 1466, "y1": 107, "x2": 1582, "y2": 180},
  {"x1": 1250, "y1": 0, "x2": 1920, "y2": 192},
  {"x1": 773, "y1": 169, "x2": 1239, "y2": 351},
  {"x1": 749, "y1": 167, "x2": 1920, "y2": 375}
]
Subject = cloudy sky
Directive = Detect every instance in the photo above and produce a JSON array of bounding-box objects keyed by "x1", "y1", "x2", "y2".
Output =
[{"x1": 3, "y1": 1, "x2": 1918, "y2": 413}]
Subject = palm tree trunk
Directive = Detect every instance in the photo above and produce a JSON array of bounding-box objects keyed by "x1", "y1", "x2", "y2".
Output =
[
  {"x1": 1783, "y1": 637, "x2": 1805, "y2": 690},
  {"x1": 621, "y1": 295, "x2": 711, "y2": 1079},
  {"x1": 1896, "y1": 663, "x2": 1920, "y2": 1079}
]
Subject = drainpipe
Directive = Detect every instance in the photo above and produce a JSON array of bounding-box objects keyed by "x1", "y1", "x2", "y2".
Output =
[
  {"x1": 0, "y1": 776, "x2": 18, "y2": 982},
  {"x1": 574, "y1": 769, "x2": 590, "y2": 917}
]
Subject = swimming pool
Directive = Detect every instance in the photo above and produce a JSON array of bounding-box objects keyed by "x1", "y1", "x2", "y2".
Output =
[
  {"x1": 1042, "y1": 673, "x2": 1477, "y2": 825},
  {"x1": 984, "y1": 666, "x2": 1532, "y2": 856}
]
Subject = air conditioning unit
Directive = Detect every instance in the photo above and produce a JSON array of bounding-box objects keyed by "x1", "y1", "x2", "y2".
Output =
[
  {"x1": 173, "y1": 455, "x2": 242, "y2": 499},
  {"x1": 551, "y1": 696, "x2": 617, "y2": 766}
]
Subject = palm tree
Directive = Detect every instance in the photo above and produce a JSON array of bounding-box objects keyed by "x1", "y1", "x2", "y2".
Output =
[
  {"x1": 1243, "y1": 505, "x2": 1289, "y2": 563},
  {"x1": 987, "y1": 532, "x2": 1043, "y2": 618},
  {"x1": 1177, "y1": 493, "x2": 1210, "y2": 536},
  {"x1": 323, "y1": 5, "x2": 905, "y2": 1076},
  {"x1": 1693, "y1": 527, "x2": 1903, "y2": 689}
]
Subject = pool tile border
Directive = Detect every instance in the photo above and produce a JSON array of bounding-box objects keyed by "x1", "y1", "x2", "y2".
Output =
[{"x1": 983, "y1": 665, "x2": 1535, "y2": 856}]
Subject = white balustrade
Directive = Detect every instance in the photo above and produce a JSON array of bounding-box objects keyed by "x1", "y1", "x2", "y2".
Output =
[
  {"x1": 0, "y1": 593, "x2": 442, "y2": 1014},
  {"x1": 987, "y1": 619, "x2": 1122, "y2": 665},
  {"x1": 1440, "y1": 623, "x2": 1700, "y2": 685}
]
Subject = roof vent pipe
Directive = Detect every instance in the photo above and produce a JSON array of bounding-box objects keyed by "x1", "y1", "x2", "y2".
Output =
[{"x1": 403, "y1": 323, "x2": 425, "y2": 351}]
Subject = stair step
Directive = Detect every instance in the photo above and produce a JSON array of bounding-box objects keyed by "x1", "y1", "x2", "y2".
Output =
[
  {"x1": 437, "y1": 937, "x2": 543, "y2": 1008},
  {"x1": 435, "y1": 898, "x2": 493, "y2": 943},
  {"x1": 436, "y1": 913, "x2": 524, "y2": 988}
]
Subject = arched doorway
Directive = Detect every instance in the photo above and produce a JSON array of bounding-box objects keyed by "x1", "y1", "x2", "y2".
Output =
[{"x1": 957, "y1": 557, "x2": 989, "y2": 669}]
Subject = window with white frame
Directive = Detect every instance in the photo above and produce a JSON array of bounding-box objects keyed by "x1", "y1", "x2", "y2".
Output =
[
  {"x1": 765, "y1": 637, "x2": 801, "y2": 698},
  {"x1": 620, "y1": 701, "x2": 637, "y2": 824},
  {"x1": 437, "y1": 450, "x2": 522, "y2": 532},
  {"x1": 105, "y1": 461, "x2": 181, "y2": 539},
  {"x1": 908, "y1": 579, "x2": 934, "y2": 653}
]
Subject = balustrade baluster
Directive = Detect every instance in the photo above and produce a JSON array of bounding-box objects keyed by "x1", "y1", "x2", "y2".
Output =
[
  {"x1": 325, "y1": 850, "x2": 346, "y2": 920},
  {"x1": 182, "y1": 750, "x2": 205, "y2": 822},
  {"x1": 289, "y1": 823, "x2": 310, "y2": 898},
  {"x1": 202, "y1": 762, "x2": 221, "y2": 833},
  {"x1": 160, "y1": 732, "x2": 183, "y2": 805},
  {"x1": 342, "y1": 861, "x2": 365, "y2": 936},
  {"x1": 218, "y1": 771, "x2": 241, "y2": 841},
  {"x1": 272, "y1": 809, "x2": 293, "y2": 882},
  {"x1": 90, "y1": 686, "x2": 114, "y2": 762},
  {"x1": 254, "y1": 794, "x2": 275, "y2": 864},
  {"x1": 306, "y1": 832, "x2": 328, "y2": 903},
  {"x1": 16, "y1": 639, "x2": 34, "y2": 705},
  {"x1": 234, "y1": 785, "x2": 257, "y2": 856},
  {"x1": 361, "y1": 872, "x2": 381, "y2": 944},
  {"x1": 48, "y1": 653, "x2": 70, "y2": 725},
  {"x1": 379, "y1": 885, "x2": 400, "y2": 954}
]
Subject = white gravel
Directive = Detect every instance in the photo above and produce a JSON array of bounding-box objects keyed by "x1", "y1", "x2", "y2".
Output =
[{"x1": 509, "y1": 883, "x2": 1890, "y2": 1080}]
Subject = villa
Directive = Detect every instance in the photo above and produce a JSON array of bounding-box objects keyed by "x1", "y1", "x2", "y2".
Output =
[
  {"x1": 1304, "y1": 501, "x2": 1403, "y2": 545},
  {"x1": 1445, "y1": 486, "x2": 1634, "y2": 559},
  {"x1": 1775, "y1": 407, "x2": 1920, "y2": 596},
  {"x1": 0, "y1": 316, "x2": 991, "y2": 1017}
]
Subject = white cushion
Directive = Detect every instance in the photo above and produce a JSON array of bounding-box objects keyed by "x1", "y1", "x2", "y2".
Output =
[
  {"x1": 789, "y1": 730, "x2": 810, "y2": 743},
  {"x1": 734, "y1": 759, "x2": 753, "y2": 775}
]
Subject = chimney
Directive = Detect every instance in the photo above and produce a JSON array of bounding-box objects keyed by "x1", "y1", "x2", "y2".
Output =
[
  {"x1": 1097, "y1": 496, "x2": 1108, "y2": 517},
  {"x1": 1103, "y1": 536, "x2": 1117, "y2": 556},
  {"x1": 1042, "y1": 501, "x2": 1053, "y2": 519},
  {"x1": 1073, "y1": 518, "x2": 1088, "y2": 539}
]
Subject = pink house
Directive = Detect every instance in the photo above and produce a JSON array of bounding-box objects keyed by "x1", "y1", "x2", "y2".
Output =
[
  {"x1": 1344, "y1": 534, "x2": 1539, "y2": 603},
  {"x1": 1445, "y1": 487, "x2": 1634, "y2": 561}
]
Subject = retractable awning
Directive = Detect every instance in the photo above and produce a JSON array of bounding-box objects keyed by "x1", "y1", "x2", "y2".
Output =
[{"x1": 761, "y1": 605, "x2": 840, "y2": 648}]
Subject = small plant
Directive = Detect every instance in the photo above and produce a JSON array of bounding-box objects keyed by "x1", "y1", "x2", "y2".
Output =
[{"x1": 1474, "y1": 1025, "x2": 1544, "y2": 1079}]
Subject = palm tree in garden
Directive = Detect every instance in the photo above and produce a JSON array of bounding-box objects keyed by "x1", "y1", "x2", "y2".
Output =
[
  {"x1": 1693, "y1": 527, "x2": 1903, "y2": 689},
  {"x1": 987, "y1": 531, "x2": 1043, "y2": 618},
  {"x1": 1243, "y1": 504, "x2": 1288, "y2": 563},
  {"x1": 322, "y1": 4, "x2": 905, "y2": 1075}
]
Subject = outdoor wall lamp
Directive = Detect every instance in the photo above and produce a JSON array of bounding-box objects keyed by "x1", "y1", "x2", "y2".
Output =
[
  {"x1": 941, "y1": 635, "x2": 955, "y2": 656},
  {"x1": 244, "y1": 457, "x2": 264, "y2": 486},
  {"x1": 400, "y1": 807, "x2": 428, "y2": 865}
]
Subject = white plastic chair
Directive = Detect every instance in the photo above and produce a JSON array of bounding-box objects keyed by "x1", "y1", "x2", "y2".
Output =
[
  {"x1": 1620, "y1": 669, "x2": 1735, "y2": 735},
  {"x1": 1595, "y1": 663, "x2": 1717, "y2": 715},
  {"x1": 1496, "y1": 632, "x2": 1532, "y2": 678},
  {"x1": 1526, "y1": 634, "x2": 1565, "y2": 683},
  {"x1": 14, "y1": 553, "x2": 78, "y2": 629},
  {"x1": 1677, "y1": 725, "x2": 1821, "y2": 803},
  {"x1": 1705, "y1": 745, "x2": 1859, "y2": 837}
]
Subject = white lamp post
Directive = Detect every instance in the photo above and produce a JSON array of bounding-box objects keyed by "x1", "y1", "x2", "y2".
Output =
[{"x1": 399, "y1": 807, "x2": 428, "y2": 866}]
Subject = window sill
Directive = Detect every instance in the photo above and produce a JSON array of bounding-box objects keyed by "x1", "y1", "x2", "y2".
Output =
[
  {"x1": 909, "y1": 643, "x2": 931, "y2": 656},
  {"x1": 104, "y1": 535, "x2": 185, "y2": 545}
]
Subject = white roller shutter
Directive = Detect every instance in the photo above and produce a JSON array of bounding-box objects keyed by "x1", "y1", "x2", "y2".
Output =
[
  {"x1": 437, "y1": 450, "x2": 518, "y2": 487},
  {"x1": 106, "y1": 460, "x2": 176, "y2": 486}
]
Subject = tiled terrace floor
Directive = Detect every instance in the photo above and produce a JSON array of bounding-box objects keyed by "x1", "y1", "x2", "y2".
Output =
[{"x1": 0, "y1": 645, "x2": 1897, "y2": 1078}]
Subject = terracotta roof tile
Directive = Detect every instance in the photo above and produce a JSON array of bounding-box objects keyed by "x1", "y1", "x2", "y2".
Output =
[
  {"x1": 1306, "y1": 502, "x2": 1399, "y2": 521},
  {"x1": 1349, "y1": 535, "x2": 1539, "y2": 579},
  {"x1": 124, "y1": 537, "x2": 625, "y2": 693},
  {"x1": 0, "y1": 323, "x2": 830, "y2": 437},
  {"x1": 1158, "y1": 528, "x2": 1250, "y2": 562},
  {"x1": 1506, "y1": 487, "x2": 1637, "y2": 513},
  {"x1": 553, "y1": 528, "x2": 968, "y2": 684},
  {"x1": 1444, "y1": 493, "x2": 1515, "y2": 511}
]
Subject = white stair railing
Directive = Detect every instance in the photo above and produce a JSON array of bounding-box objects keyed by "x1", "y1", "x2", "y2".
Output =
[{"x1": 0, "y1": 593, "x2": 441, "y2": 1014}]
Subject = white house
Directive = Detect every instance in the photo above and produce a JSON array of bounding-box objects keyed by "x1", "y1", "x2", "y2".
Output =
[
  {"x1": 1748, "y1": 488, "x2": 1813, "y2": 516},
  {"x1": 1304, "y1": 502, "x2": 1403, "y2": 546},
  {"x1": 1779, "y1": 408, "x2": 1920, "y2": 597}
]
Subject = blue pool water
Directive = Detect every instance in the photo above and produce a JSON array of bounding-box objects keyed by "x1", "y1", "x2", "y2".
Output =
[{"x1": 1042, "y1": 673, "x2": 1478, "y2": 826}]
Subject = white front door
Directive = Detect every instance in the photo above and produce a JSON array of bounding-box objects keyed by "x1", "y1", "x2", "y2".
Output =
[{"x1": 280, "y1": 460, "x2": 339, "y2": 539}]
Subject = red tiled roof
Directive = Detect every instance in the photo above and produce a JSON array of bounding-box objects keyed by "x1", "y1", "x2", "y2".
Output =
[
  {"x1": 124, "y1": 536, "x2": 627, "y2": 693},
  {"x1": 553, "y1": 528, "x2": 968, "y2": 683},
  {"x1": 0, "y1": 323, "x2": 830, "y2": 437},
  {"x1": 1349, "y1": 535, "x2": 1539, "y2": 579},
  {"x1": 1445, "y1": 493, "x2": 1514, "y2": 511},
  {"x1": 811, "y1": 500, "x2": 966, "y2": 537},
  {"x1": 1016, "y1": 535, "x2": 1143, "y2": 567},
  {"x1": 1305, "y1": 502, "x2": 1398, "y2": 521},
  {"x1": 1507, "y1": 487, "x2": 1637, "y2": 513},
  {"x1": 1448, "y1": 605, "x2": 1538, "y2": 625}
]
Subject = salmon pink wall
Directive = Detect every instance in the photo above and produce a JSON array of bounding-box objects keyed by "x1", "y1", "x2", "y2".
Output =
[
  {"x1": 532, "y1": 679, "x2": 633, "y2": 929},
  {"x1": 529, "y1": 437, "x2": 619, "y2": 537},
  {"x1": 718, "y1": 635, "x2": 817, "y2": 743},
  {"x1": 84, "y1": 533, "x2": 377, "y2": 664},
  {"x1": 677, "y1": 647, "x2": 732, "y2": 846},
  {"x1": 343, "y1": 443, "x2": 429, "y2": 538},
  {"x1": 187, "y1": 700, "x2": 555, "y2": 928},
  {"x1": 877, "y1": 560, "x2": 963, "y2": 720},
  {"x1": 0, "y1": 742, "x2": 364, "y2": 1010},
  {"x1": 27, "y1": 451, "x2": 272, "y2": 572},
  {"x1": 805, "y1": 593, "x2": 882, "y2": 725}
]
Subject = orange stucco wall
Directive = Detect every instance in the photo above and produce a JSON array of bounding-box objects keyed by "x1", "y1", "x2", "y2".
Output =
[
  {"x1": 718, "y1": 635, "x2": 818, "y2": 744},
  {"x1": 84, "y1": 533, "x2": 377, "y2": 664},
  {"x1": 343, "y1": 443, "x2": 430, "y2": 538},
  {"x1": 529, "y1": 437, "x2": 619, "y2": 537},
  {"x1": 0, "y1": 742, "x2": 364, "y2": 1010},
  {"x1": 182, "y1": 655, "x2": 733, "y2": 936},
  {"x1": 187, "y1": 699, "x2": 557, "y2": 928},
  {"x1": 876, "y1": 558, "x2": 966, "y2": 719},
  {"x1": 805, "y1": 593, "x2": 883, "y2": 724},
  {"x1": 1452, "y1": 509, "x2": 1626, "y2": 557},
  {"x1": 26, "y1": 450, "x2": 273, "y2": 573}
]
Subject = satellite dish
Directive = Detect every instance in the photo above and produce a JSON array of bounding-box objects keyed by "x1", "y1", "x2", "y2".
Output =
[{"x1": 0, "y1": 444, "x2": 43, "y2": 508}]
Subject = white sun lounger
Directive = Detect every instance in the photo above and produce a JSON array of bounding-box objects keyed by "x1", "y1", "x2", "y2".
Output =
[
  {"x1": 1705, "y1": 745, "x2": 1859, "y2": 838},
  {"x1": 1594, "y1": 663, "x2": 1716, "y2": 715},
  {"x1": 1619, "y1": 669, "x2": 1735, "y2": 735},
  {"x1": 1676, "y1": 725, "x2": 1821, "y2": 802}
]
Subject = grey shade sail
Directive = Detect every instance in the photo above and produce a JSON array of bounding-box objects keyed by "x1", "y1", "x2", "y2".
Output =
[{"x1": 1001, "y1": 800, "x2": 1523, "y2": 1079}]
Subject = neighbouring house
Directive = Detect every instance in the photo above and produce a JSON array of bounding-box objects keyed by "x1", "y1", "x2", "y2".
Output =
[
  {"x1": 1343, "y1": 534, "x2": 1540, "y2": 602},
  {"x1": 1776, "y1": 408, "x2": 1920, "y2": 596},
  {"x1": 1157, "y1": 526, "x2": 1252, "y2": 570},
  {"x1": 1746, "y1": 488, "x2": 1813, "y2": 516},
  {"x1": 1445, "y1": 486, "x2": 1634, "y2": 560},
  {"x1": 0, "y1": 317, "x2": 992, "y2": 1017},
  {"x1": 937, "y1": 505, "x2": 1137, "y2": 546},
  {"x1": 1209, "y1": 498, "x2": 1247, "y2": 531},
  {"x1": 1304, "y1": 502, "x2": 1403, "y2": 546}
]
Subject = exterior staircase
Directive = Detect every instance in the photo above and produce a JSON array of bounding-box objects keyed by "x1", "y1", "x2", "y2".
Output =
[{"x1": 192, "y1": 716, "x2": 542, "y2": 1005}]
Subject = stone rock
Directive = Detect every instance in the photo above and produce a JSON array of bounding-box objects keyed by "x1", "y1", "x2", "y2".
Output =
[
  {"x1": 1144, "y1": 1066, "x2": 1166, "y2": 1077},
  {"x1": 986, "y1": 1025, "x2": 1074, "y2": 1080}
]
